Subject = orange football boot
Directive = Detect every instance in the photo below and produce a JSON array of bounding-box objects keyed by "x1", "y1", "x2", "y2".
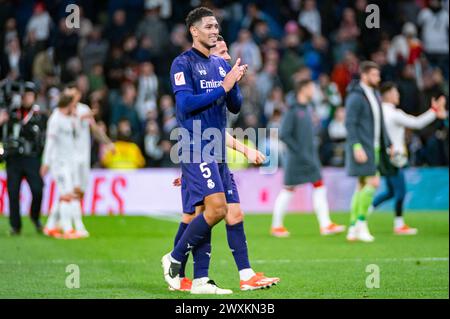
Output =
[{"x1": 240, "y1": 272, "x2": 280, "y2": 291}]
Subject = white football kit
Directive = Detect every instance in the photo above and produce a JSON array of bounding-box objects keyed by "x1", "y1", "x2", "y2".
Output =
[
  {"x1": 43, "y1": 106, "x2": 89, "y2": 236},
  {"x1": 42, "y1": 108, "x2": 76, "y2": 195},
  {"x1": 73, "y1": 103, "x2": 92, "y2": 191}
]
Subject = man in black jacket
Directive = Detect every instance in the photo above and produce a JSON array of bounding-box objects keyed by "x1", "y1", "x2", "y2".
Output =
[{"x1": 0, "y1": 82, "x2": 47, "y2": 235}]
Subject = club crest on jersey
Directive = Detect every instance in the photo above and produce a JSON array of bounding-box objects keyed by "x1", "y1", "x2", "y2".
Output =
[
  {"x1": 207, "y1": 179, "x2": 215, "y2": 189},
  {"x1": 174, "y1": 72, "x2": 186, "y2": 86},
  {"x1": 219, "y1": 66, "x2": 226, "y2": 77}
]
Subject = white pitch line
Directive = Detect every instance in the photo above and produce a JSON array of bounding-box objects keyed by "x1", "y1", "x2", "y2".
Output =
[
  {"x1": 248, "y1": 257, "x2": 449, "y2": 264},
  {"x1": 0, "y1": 257, "x2": 447, "y2": 265}
]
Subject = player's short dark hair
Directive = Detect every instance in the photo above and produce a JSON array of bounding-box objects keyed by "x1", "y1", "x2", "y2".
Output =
[
  {"x1": 380, "y1": 81, "x2": 397, "y2": 95},
  {"x1": 185, "y1": 7, "x2": 215, "y2": 29},
  {"x1": 359, "y1": 61, "x2": 380, "y2": 74},
  {"x1": 217, "y1": 34, "x2": 224, "y2": 42},
  {"x1": 64, "y1": 82, "x2": 78, "y2": 90},
  {"x1": 58, "y1": 94, "x2": 73, "y2": 108},
  {"x1": 118, "y1": 117, "x2": 130, "y2": 124},
  {"x1": 295, "y1": 79, "x2": 314, "y2": 94}
]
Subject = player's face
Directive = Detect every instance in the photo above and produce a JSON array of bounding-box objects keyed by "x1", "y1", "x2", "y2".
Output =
[
  {"x1": 363, "y1": 68, "x2": 381, "y2": 88},
  {"x1": 211, "y1": 40, "x2": 231, "y2": 62},
  {"x1": 64, "y1": 87, "x2": 81, "y2": 103},
  {"x1": 387, "y1": 87, "x2": 400, "y2": 106},
  {"x1": 191, "y1": 16, "x2": 219, "y2": 49}
]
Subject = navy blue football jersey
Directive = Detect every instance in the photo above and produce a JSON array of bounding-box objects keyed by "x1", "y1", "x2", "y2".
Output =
[{"x1": 170, "y1": 48, "x2": 233, "y2": 162}]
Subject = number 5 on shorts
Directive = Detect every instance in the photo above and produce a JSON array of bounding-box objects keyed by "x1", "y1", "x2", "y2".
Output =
[{"x1": 199, "y1": 162, "x2": 211, "y2": 179}]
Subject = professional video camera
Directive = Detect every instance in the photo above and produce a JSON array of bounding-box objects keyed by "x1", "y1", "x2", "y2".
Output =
[
  {"x1": 0, "y1": 80, "x2": 46, "y2": 161},
  {"x1": 0, "y1": 79, "x2": 29, "y2": 111}
]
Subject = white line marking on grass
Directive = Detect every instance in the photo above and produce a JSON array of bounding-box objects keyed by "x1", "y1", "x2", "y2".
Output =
[
  {"x1": 248, "y1": 257, "x2": 449, "y2": 264},
  {"x1": 0, "y1": 257, "x2": 447, "y2": 265}
]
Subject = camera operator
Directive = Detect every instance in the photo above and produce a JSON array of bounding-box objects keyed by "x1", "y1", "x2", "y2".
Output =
[{"x1": 0, "y1": 81, "x2": 47, "y2": 235}]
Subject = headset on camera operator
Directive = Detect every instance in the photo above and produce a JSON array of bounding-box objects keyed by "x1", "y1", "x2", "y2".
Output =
[{"x1": 0, "y1": 80, "x2": 47, "y2": 235}]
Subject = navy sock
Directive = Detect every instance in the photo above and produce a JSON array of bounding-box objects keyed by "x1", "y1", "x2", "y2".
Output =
[
  {"x1": 171, "y1": 214, "x2": 211, "y2": 263},
  {"x1": 192, "y1": 229, "x2": 211, "y2": 279},
  {"x1": 173, "y1": 222, "x2": 189, "y2": 278},
  {"x1": 226, "y1": 222, "x2": 251, "y2": 271},
  {"x1": 395, "y1": 199, "x2": 404, "y2": 217}
]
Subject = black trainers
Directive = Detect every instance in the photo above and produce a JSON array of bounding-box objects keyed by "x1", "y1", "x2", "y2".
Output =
[
  {"x1": 9, "y1": 228, "x2": 21, "y2": 236},
  {"x1": 32, "y1": 219, "x2": 43, "y2": 234}
]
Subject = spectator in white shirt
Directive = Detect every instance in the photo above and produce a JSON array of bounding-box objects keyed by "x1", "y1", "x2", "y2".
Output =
[
  {"x1": 298, "y1": 0, "x2": 321, "y2": 35},
  {"x1": 1, "y1": 36, "x2": 22, "y2": 80},
  {"x1": 144, "y1": 120, "x2": 164, "y2": 166},
  {"x1": 230, "y1": 29, "x2": 262, "y2": 72},
  {"x1": 136, "y1": 61, "x2": 158, "y2": 122},
  {"x1": 26, "y1": 2, "x2": 52, "y2": 50},
  {"x1": 328, "y1": 107, "x2": 347, "y2": 140},
  {"x1": 387, "y1": 22, "x2": 421, "y2": 66},
  {"x1": 325, "y1": 106, "x2": 346, "y2": 166},
  {"x1": 371, "y1": 82, "x2": 447, "y2": 235},
  {"x1": 417, "y1": 0, "x2": 449, "y2": 79}
]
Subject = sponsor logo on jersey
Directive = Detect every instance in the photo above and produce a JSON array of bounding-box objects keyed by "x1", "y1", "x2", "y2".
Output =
[
  {"x1": 174, "y1": 72, "x2": 186, "y2": 85},
  {"x1": 200, "y1": 79, "x2": 223, "y2": 89}
]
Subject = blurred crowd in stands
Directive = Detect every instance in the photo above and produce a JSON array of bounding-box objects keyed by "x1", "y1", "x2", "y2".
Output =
[{"x1": 0, "y1": 0, "x2": 448, "y2": 169}]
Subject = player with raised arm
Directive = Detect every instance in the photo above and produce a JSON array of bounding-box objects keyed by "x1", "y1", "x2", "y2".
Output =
[
  {"x1": 370, "y1": 82, "x2": 447, "y2": 234},
  {"x1": 169, "y1": 35, "x2": 280, "y2": 292},
  {"x1": 161, "y1": 7, "x2": 247, "y2": 294}
]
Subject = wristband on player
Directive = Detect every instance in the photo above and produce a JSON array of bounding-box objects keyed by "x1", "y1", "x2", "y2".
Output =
[
  {"x1": 431, "y1": 105, "x2": 439, "y2": 113},
  {"x1": 353, "y1": 143, "x2": 363, "y2": 151}
]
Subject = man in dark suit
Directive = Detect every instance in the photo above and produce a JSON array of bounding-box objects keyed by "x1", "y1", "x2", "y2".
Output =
[{"x1": 344, "y1": 61, "x2": 393, "y2": 243}]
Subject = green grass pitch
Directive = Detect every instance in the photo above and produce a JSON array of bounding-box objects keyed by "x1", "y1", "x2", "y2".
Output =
[{"x1": 0, "y1": 212, "x2": 448, "y2": 299}]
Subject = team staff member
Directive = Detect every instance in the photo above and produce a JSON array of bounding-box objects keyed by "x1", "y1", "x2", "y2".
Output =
[
  {"x1": 345, "y1": 61, "x2": 394, "y2": 243},
  {"x1": 0, "y1": 82, "x2": 47, "y2": 235}
]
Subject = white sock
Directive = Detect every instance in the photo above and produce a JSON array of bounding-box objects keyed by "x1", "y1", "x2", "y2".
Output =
[
  {"x1": 356, "y1": 219, "x2": 370, "y2": 233},
  {"x1": 72, "y1": 200, "x2": 86, "y2": 232},
  {"x1": 59, "y1": 201, "x2": 73, "y2": 233},
  {"x1": 394, "y1": 217, "x2": 405, "y2": 229},
  {"x1": 272, "y1": 189, "x2": 293, "y2": 228},
  {"x1": 46, "y1": 202, "x2": 60, "y2": 229},
  {"x1": 239, "y1": 268, "x2": 256, "y2": 281},
  {"x1": 192, "y1": 277, "x2": 209, "y2": 285},
  {"x1": 312, "y1": 186, "x2": 332, "y2": 228},
  {"x1": 169, "y1": 254, "x2": 181, "y2": 264}
]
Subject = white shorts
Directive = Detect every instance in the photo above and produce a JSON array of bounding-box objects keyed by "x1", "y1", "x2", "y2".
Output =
[
  {"x1": 51, "y1": 162, "x2": 75, "y2": 196},
  {"x1": 73, "y1": 159, "x2": 90, "y2": 192}
]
